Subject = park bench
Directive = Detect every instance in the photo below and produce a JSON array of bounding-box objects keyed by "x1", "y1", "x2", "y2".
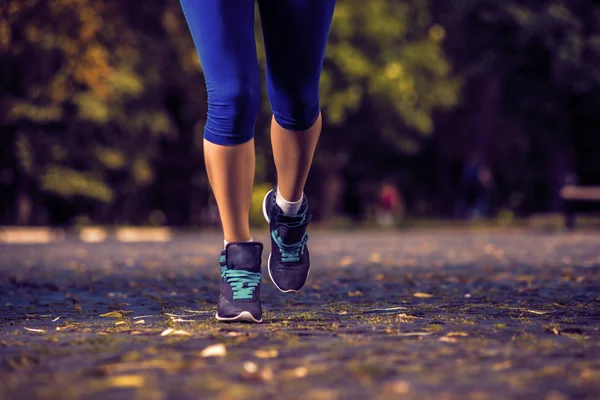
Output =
[{"x1": 560, "y1": 185, "x2": 600, "y2": 229}]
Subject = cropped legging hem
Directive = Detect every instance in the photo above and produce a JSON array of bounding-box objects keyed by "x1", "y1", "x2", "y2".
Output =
[
  {"x1": 180, "y1": 0, "x2": 335, "y2": 146},
  {"x1": 204, "y1": 130, "x2": 255, "y2": 147},
  {"x1": 273, "y1": 102, "x2": 321, "y2": 133}
]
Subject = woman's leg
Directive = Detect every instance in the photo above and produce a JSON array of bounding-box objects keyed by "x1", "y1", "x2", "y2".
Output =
[
  {"x1": 181, "y1": 0, "x2": 264, "y2": 323},
  {"x1": 258, "y1": 0, "x2": 335, "y2": 293},
  {"x1": 259, "y1": 0, "x2": 336, "y2": 204},
  {"x1": 180, "y1": 0, "x2": 260, "y2": 243}
]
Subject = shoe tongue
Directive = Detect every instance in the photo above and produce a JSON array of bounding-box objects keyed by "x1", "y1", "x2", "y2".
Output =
[
  {"x1": 225, "y1": 242, "x2": 263, "y2": 273},
  {"x1": 273, "y1": 196, "x2": 308, "y2": 244},
  {"x1": 276, "y1": 218, "x2": 306, "y2": 244}
]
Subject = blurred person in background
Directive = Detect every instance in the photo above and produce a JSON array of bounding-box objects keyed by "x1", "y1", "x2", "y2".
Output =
[
  {"x1": 180, "y1": 0, "x2": 335, "y2": 322},
  {"x1": 376, "y1": 179, "x2": 405, "y2": 228},
  {"x1": 461, "y1": 153, "x2": 494, "y2": 219}
]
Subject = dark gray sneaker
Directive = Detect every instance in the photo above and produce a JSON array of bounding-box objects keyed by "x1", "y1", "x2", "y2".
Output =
[
  {"x1": 262, "y1": 188, "x2": 312, "y2": 293},
  {"x1": 216, "y1": 242, "x2": 263, "y2": 323}
]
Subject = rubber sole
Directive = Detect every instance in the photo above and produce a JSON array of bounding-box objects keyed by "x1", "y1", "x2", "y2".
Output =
[
  {"x1": 262, "y1": 189, "x2": 309, "y2": 294},
  {"x1": 215, "y1": 311, "x2": 262, "y2": 323}
]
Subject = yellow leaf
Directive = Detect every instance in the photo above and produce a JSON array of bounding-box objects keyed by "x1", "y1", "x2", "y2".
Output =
[
  {"x1": 492, "y1": 361, "x2": 512, "y2": 371},
  {"x1": 99, "y1": 311, "x2": 123, "y2": 318},
  {"x1": 413, "y1": 292, "x2": 433, "y2": 298},
  {"x1": 200, "y1": 343, "x2": 227, "y2": 358},
  {"x1": 446, "y1": 332, "x2": 468, "y2": 337},
  {"x1": 243, "y1": 361, "x2": 258, "y2": 374},
  {"x1": 293, "y1": 366, "x2": 308, "y2": 378},
  {"x1": 254, "y1": 349, "x2": 279, "y2": 359},
  {"x1": 171, "y1": 330, "x2": 192, "y2": 336},
  {"x1": 439, "y1": 336, "x2": 457, "y2": 343},
  {"x1": 368, "y1": 253, "x2": 382, "y2": 263},
  {"x1": 339, "y1": 256, "x2": 354, "y2": 267},
  {"x1": 107, "y1": 375, "x2": 146, "y2": 389},
  {"x1": 160, "y1": 328, "x2": 174, "y2": 337}
]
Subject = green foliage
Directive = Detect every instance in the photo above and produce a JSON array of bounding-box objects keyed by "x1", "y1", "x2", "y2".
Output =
[
  {"x1": 4, "y1": 0, "x2": 597, "y2": 224},
  {"x1": 323, "y1": 0, "x2": 460, "y2": 137},
  {"x1": 41, "y1": 165, "x2": 114, "y2": 203},
  {"x1": 2, "y1": 0, "x2": 202, "y2": 223}
]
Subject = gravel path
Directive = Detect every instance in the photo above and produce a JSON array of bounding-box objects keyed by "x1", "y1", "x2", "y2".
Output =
[{"x1": 1, "y1": 230, "x2": 599, "y2": 399}]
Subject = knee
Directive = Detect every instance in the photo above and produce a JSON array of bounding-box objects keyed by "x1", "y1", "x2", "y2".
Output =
[
  {"x1": 204, "y1": 81, "x2": 260, "y2": 146},
  {"x1": 270, "y1": 86, "x2": 320, "y2": 131}
]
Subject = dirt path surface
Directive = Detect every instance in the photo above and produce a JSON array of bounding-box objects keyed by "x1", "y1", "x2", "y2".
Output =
[{"x1": 1, "y1": 230, "x2": 600, "y2": 399}]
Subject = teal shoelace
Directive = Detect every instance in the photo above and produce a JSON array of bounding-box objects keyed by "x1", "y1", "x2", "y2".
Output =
[
  {"x1": 271, "y1": 230, "x2": 309, "y2": 263},
  {"x1": 221, "y1": 267, "x2": 262, "y2": 300}
]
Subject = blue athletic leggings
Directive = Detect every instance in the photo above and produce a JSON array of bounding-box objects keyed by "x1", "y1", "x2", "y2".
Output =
[{"x1": 180, "y1": 0, "x2": 336, "y2": 146}]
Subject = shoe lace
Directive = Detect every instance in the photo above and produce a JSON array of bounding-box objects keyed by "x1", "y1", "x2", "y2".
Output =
[
  {"x1": 221, "y1": 269, "x2": 262, "y2": 300},
  {"x1": 272, "y1": 230, "x2": 309, "y2": 262}
]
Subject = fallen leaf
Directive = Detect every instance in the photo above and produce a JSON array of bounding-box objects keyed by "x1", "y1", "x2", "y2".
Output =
[
  {"x1": 200, "y1": 343, "x2": 227, "y2": 358},
  {"x1": 390, "y1": 380, "x2": 411, "y2": 394},
  {"x1": 24, "y1": 327, "x2": 46, "y2": 333},
  {"x1": 134, "y1": 320, "x2": 145, "y2": 324},
  {"x1": 339, "y1": 256, "x2": 353, "y2": 267},
  {"x1": 446, "y1": 331, "x2": 469, "y2": 337},
  {"x1": 243, "y1": 361, "x2": 258, "y2": 374},
  {"x1": 545, "y1": 326, "x2": 559, "y2": 335},
  {"x1": 509, "y1": 308, "x2": 547, "y2": 315},
  {"x1": 182, "y1": 309, "x2": 213, "y2": 314},
  {"x1": 293, "y1": 366, "x2": 308, "y2": 378},
  {"x1": 439, "y1": 336, "x2": 457, "y2": 343},
  {"x1": 368, "y1": 253, "x2": 382, "y2": 263},
  {"x1": 107, "y1": 375, "x2": 146, "y2": 388},
  {"x1": 348, "y1": 290, "x2": 363, "y2": 297},
  {"x1": 99, "y1": 311, "x2": 123, "y2": 318},
  {"x1": 254, "y1": 349, "x2": 279, "y2": 359},
  {"x1": 56, "y1": 324, "x2": 77, "y2": 331},
  {"x1": 165, "y1": 313, "x2": 195, "y2": 318},
  {"x1": 160, "y1": 328, "x2": 174, "y2": 336},
  {"x1": 115, "y1": 321, "x2": 126, "y2": 326},
  {"x1": 395, "y1": 332, "x2": 433, "y2": 337},
  {"x1": 171, "y1": 330, "x2": 192, "y2": 336},
  {"x1": 260, "y1": 367, "x2": 274, "y2": 381},
  {"x1": 492, "y1": 360, "x2": 512, "y2": 371},
  {"x1": 396, "y1": 313, "x2": 418, "y2": 323},
  {"x1": 413, "y1": 292, "x2": 433, "y2": 298}
]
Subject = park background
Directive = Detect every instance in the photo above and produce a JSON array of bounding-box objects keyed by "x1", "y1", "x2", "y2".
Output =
[
  {"x1": 2, "y1": 0, "x2": 600, "y2": 229},
  {"x1": 2, "y1": 3, "x2": 600, "y2": 399}
]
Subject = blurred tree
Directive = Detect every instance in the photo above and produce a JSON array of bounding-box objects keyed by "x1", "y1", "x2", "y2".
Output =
[
  {"x1": 433, "y1": 0, "x2": 600, "y2": 215},
  {"x1": 1, "y1": 0, "x2": 206, "y2": 225},
  {"x1": 1, "y1": 0, "x2": 460, "y2": 225},
  {"x1": 8, "y1": 0, "x2": 598, "y2": 225},
  {"x1": 314, "y1": 0, "x2": 461, "y2": 219}
]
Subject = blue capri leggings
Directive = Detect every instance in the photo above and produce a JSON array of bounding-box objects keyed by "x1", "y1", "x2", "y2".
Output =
[{"x1": 180, "y1": 0, "x2": 336, "y2": 146}]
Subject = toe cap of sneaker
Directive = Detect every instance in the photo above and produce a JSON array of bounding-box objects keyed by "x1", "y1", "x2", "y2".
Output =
[
  {"x1": 268, "y1": 264, "x2": 309, "y2": 292},
  {"x1": 217, "y1": 296, "x2": 262, "y2": 320}
]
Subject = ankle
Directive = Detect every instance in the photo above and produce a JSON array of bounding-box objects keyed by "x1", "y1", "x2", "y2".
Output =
[
  {"x1": 276, "y1": 188, "x2": 304, "y2": 215},
  {"x1": 224, "y1": 238, "x2": 254, "y2": 249}
]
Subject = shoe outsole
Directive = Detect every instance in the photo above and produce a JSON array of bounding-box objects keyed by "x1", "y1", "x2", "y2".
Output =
[
  {"x1": 215, "y1": 311, "x2": 262, "y2": 323},
  {"x1": 262, "y1": 189, "x2": 310, "y2": 294}
]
